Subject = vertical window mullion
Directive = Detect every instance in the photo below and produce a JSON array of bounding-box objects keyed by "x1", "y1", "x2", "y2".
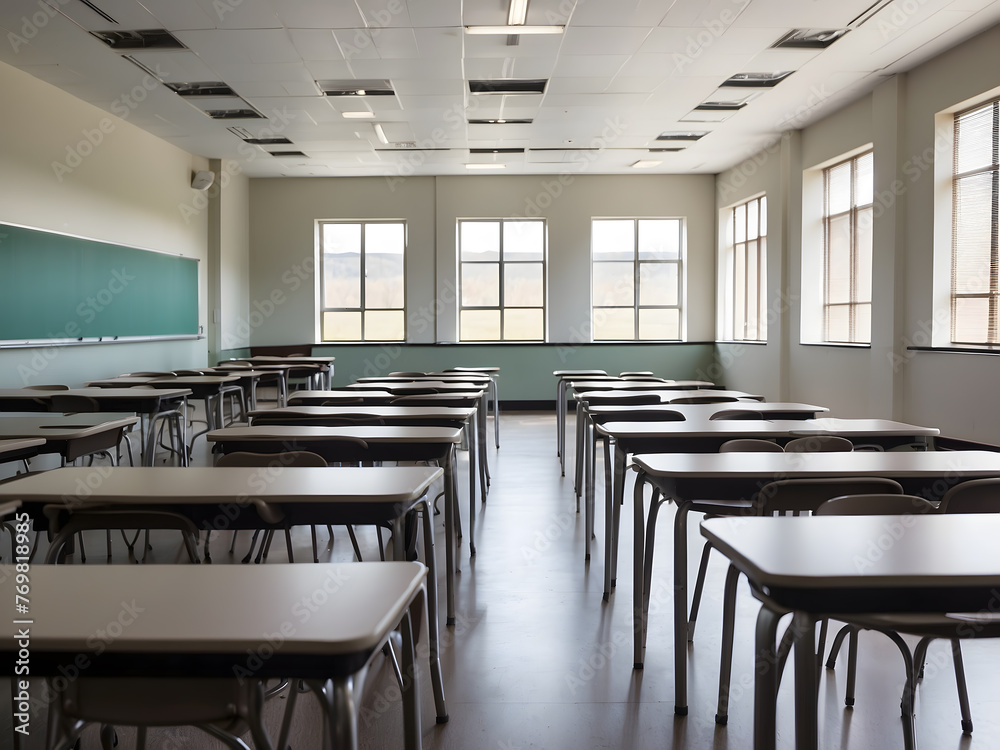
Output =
[
  {"x1": 991, "y1": 102, "x2": 999, "y2": 342},
  {"x1": 633, "y1": 219, "x2": 640, "y2": 335},
  {"x1": 498, "y1": 221, "x2": 505, "y2": 340},
  {"x1": 359, "y1": 224, "x2": 366, "y2": 340}
]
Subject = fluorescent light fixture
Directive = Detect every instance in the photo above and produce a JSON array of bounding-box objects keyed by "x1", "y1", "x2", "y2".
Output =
[
  {"x1": 465, "y1": 163, "x2": 506, "y2": 169},
  {"x1": 631, "y1": 160, "x2": 662, "y2": 169},
  {"x1": 373, "y1": 123, "x2": 389, "y2": 145},
  {"x1": 342, "y1": 111, "x2": 375, "y2": 119},
  {"x1": 508, "y1": 0, "x2": 528, "y2": 25},
  {"x1": 465, "y1": 25, "x2": 564, "y2": 34}
]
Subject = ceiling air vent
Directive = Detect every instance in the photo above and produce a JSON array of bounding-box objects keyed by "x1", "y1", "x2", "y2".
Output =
[
  {"x1": 721, "y1": 71, "x2": 793, "y2": 88},
  {"x1": 90, "y1": 29, "x2": 186, "y2": 51},
  {"x1": 318, "y1": 79, "x2": 394, "y2": 96},
  {"x1": 268, "y1": 151, "x2": 309, "y2": 157},
  {"x1": 772, "y1": 29, "x2": 848, "y2": 49},
  {"x1": 469, "y1": 119, "x2": 534, "y2": 124},
  {"x1": 470, "y1": 148, "x2": 525, "y2": 154},
  {"x1": 244, "y1": 137, "x2": 294, "y2": 145},
  {"x1": 648, "y1": 147, "x2": 685, "y2": 152},
  {"x1": 166, "y1": 82, "x2": 239, "y2": 97},
  {"x1": 204, "y1": 108, "x2": 265, "y2": 120},
  {"x1": 469, "y1": 79, "x2": 547, "y2": 95},
  {"x1": 656, "y1": 132, "x2": 708, "y2": 141},
  {"x1": 74, "y1": 0, "x2": 117, "y2": 24},
  {"x1": 695, "y1": 101, "x2": 746, "y2": 111}
]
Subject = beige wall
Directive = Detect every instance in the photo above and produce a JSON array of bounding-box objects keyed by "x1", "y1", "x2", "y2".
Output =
[{"x1": 0, "y1": 62, "x2": 209, "y2": 387}]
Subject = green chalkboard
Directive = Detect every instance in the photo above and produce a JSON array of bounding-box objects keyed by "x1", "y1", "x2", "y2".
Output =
[{"x1": 0, "y1": 223, "x2": 199, "y2": 342}]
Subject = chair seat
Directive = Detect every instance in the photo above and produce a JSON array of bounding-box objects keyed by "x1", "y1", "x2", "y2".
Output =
[{"x1": 843, "y1": 612, "x2": 1000, "y2": 638}]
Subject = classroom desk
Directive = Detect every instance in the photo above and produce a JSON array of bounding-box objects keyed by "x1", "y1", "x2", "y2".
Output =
[
  {"x1": 0, "y1": 413, "x2": 138, "y2": 465},
  {"x1": 232, "y1": 355, "x2": 335, "y2": 389},
  {"x1": 631, "y1": 449, "x2": 1000, "y2": 718},
  {"x1": 250, "y1": 404, "x2": 485, "y2": 506},
  {"x1": 0, "y1": 438, "x2": 45, "y2": 467},
  {"x1": 443, "y1": 366, "x2": 501, "y2": 448},
  {"x1": 203, "y1": 367, "x2": 270, "y2": 410},
  {"x1": 287, "y1": 389, "x2": 397, "y2": 405},
  {"x1": 0, "y1": 561, "x2": 440, "y2": 750},
  {"x1": 554, "y1": 370, "x2": 609, "y2": 461},
  {"x1": 206, "y1": 424, "x2": 467, "y2": 624},
  {"x1": 701, "y1": 514, "x2": 1000, "y2": 750}
]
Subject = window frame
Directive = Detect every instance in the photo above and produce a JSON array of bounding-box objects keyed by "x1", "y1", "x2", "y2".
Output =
[
  {"x1": 591, "y1": 217, "x2": 684, "y2": 341},
  {"x1": 317, "y1": 219, "x2": 407, "y2": 343},
  {"x1": 723, "y1": 195, "x2": 767, "y2": 342},
  {"x1": 950, "y1": 97, "x2": 1000, "y2": 346},
  {"x1": 822, "y1": 150, "x2": 873, "y2": 344},
  {"x1": 457, "y1": 218, "x2": 547, "y2": 342}
]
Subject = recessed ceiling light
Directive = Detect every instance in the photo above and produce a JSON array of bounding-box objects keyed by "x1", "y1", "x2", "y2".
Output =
[
  {"x1": 772, "y1": 29, "x2": 848, "y2": 49},
  {"x1": 469, "y1": 79, "x2": 547, "y2": 95},
  {"x1": 465, "y1": 25, "x2": 564, "y2": 34},
  {"x1": 656, "y1": 131, "x2": 709, "y2": 141},
  {"x1": 318, "y1": 79, "x2": 394, "y2": 96},
  {"x1": 508, "y1": 0, "x2": 528, "y2": 25},
  {"x1": 695, "y1": 101, "x2": 747, "y2": 111},
  {"x1": 721, "y1": 71, "x2": 794, "y2": 87},
  {"x1": 342, "y1": 111, "x2": 375, "y2": 119},
  {"x1": 466, "y1": 164, "x2": 506, "y2": 169},
  {"x1": 631, "y1": 160, "x2": 662, "y2": 169},
  {"x1": 373, "y1": 123, "x2": 389, "y2": 145},
  {"x1": 468, "y1": 119, "x2": 534, "y2": 125}
]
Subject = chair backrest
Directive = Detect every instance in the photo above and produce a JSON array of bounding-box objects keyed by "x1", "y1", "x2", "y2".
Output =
[
  {"x1": 319, "y1": 397, "x2": 367, "y2": 405},
  {"x1": 591, "y1": 410, "x2": 684, "y2": 425},
  {"x1": 171, "y1": 369, "x2": 209, "y2": 376},
  {"x1": 719, "y1": 439, "x2": 784, "y2": 453},
  {"x1": 123, "y1": 372, "x2": 174, "y2": 377},
  {"x1": 814, "y1": 493, "x2": 937, "y2": 516},
  {"x1": 710, "y1": 410, "x2": 764, "y2": 421},
  {"x1": 220, "y1": 361, "x2": 254, "y2": 368},
  {"x1": 215, "y1": 450, "x2": 328, "y2": 468},
  {"x1": 670, "y1": 395, "x2": 740, "y2": 404},
  {"x1": 939, "y1": 478, "x2": 1000, "y2": 514},
  {"x1": 43, "y1": 506, "x2": 201, "y2": 564},
  {"x1": 23, "y1": 384, "x2": 70, "y2": 391},
  {"x1": 390, "y1": 395, "x2": 470, "y2": 407},
  {"x1": 50, "y1": 394, "x2": 102, "y2": 413},
  {"x1": 251, "y1": 414, "x2": 386, "y2": 427},
  {"x1": 585, "y1": 393, "x2": 661, "y2": 407},
  {"x1": 783, "y1": 435, "x2": 854, "y2": 453},
  {"x1": 391, "y1": 386, "x2": 441, "y2": 395},
  {"x1": 755, "y1": 477, "x2": 904, "y2": 516}
]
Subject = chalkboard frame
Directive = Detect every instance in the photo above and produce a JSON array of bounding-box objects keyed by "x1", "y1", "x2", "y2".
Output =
[{"x1": 0, "y1": 222, "x2": 201, "y2": 347}]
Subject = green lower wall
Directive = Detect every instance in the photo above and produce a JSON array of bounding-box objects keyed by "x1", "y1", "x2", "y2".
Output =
[{"x1": 309, "y1": 343, "x2": 717, "y2": 402}]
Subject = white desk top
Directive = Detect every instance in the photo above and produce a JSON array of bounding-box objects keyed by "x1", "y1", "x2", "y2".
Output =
[
  {"x1": 569, "y1": 379, "x2": 713, "y2": 390},
  {"x1": 702, "y1": 515, "x2": 1000, "y2": 599},
  {"x1": 287, "y1": 389, "x2": 395, "y2": 402},
  {"x1": 0, "y1": 562, "x2": 423, "y2": 656},
  {"x1": 0, "y1": 465, "x2": 443, "y2": 506},
  {"x1": 207, "y1": 424, "x2": 464, "y2": 444},
  {"x1": 634, "y1": 449, "x2": 1000, "y2": 478},
  {"x1": 553, "y1": 369, "x2": 608, "y2": 377},
  {"x1": 251, "y1": 405, "x2": 477, "y2": 420},
  {"x1": 577, "y1": 388, "x2": 763, "y2": 403},
  {"x1": 346, "y1": 381, "x2": 487, "y2": 393},
  {"x1": 0, "y1": 438, "x2": 45, "y2": 456},
  {"x1": 601, "y1": 417, "x2": 938, "y2": 440},
  {"x1": 235, "y1": 356, "x2": 335, "y2": 365},
  {"x1": 587, "y1": 402, "x2": 827, "y2": 417},
  {"x1": 356, "y1": 375, "x2": 492, "y2": 384}
]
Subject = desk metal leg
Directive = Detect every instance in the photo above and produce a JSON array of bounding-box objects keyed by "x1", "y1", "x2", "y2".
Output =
[
  {"x1": 468, "y1": 412, "x2": 477, "y2": 556},
  {"x1": 477, "y1": 411, "x2": 487, "y2": 505},
  {"x1": 574, "y1": 401, "x2": 584, "y2": 502},
  {"x1": 673, "y1": 501, "x2": 691, "y2": 715},
  {"x1": 419, "y1": 500, "x2": 449, "y2": 723},
  {"x1": 602, "y1": 436, "x2": 614, "y2": 600},
  {"x1": 792, "y1": 612, "x2": 819, "y2": 750},
  {"x1": 491, "y1": 375, "x2": 500, "y2": 448},
  {"x1": 443, "y1": 445, "x2": 457, "y2": 626},
  {"x1": 584, "y1": 416, "x2": 594, "y2": 560},
  {"x1": 399, "y1": 608, "x2": 422, "y2": 750},
  {"x1": 479, "y1": 393, "x2": 490, "y2": 490},
  {"x1": 558, "y1": 380, "x2": 567, "y2": 474},
  {"x1": 611, "y1": 443, "x2": 626, "y2": 590},
  {"x1": 754, "y1": 605, "x2": 782, "y2": 750},
  {"x1": 632, "y1": 469, "x2": 647, "y2": 669}
]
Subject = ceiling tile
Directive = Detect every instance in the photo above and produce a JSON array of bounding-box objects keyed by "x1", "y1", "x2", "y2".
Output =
[
  {"x1": 270, "y1": 0, "x2": 367, "y2": 27},
  {"x1": 188, "y1": 0, "x2": 282, "y2": 30},
  {"x1": 174, "y1": 30, "x2": 302, "y2": 65},
  {"x1": 552, "y1": 55, "x2": 629, "y2": 77},
  {"x1": 287, "y1": 29, "x2": 345, "y2": 61},
  {"x1": 560, "y1": 27, "x2": 653, "y2": 55},
  {"x1": 407, "y1": 0, "x2": 463, "y2": 27}
]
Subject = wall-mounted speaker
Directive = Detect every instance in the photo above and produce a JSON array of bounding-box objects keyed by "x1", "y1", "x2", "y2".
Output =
[{"x1": 191, "y1": 170, "x2": 215, "y2": 191}]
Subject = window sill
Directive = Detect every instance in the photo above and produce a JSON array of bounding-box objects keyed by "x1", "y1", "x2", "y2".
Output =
[
  {"x1": 906, "y1": 346, "x2": 1000, "y2": 355},
  {"x1": 798, "y1": 341, "x2": 871, "y2": 349},
  {"x1": 715, "y1": 340, "x2": 767, "y2": 346}
]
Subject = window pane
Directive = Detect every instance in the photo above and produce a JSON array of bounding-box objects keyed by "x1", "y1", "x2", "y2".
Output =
[
  {"x1": 826, "y1": 304, "x2": 851, "y2": 342},
  {"x1": 593, "y1": 308, "x2": 635, "y2": 340},
  {"x1": 856, "y1": 207, "x2": 873, "y2": 304},
  {"x1": 593, "y1": 262, "x2": 634, "y2": 306},
  {"x1": 954, "y1": 172, "x2": 994, "y2": 294},
  {"x1": 639, "y1": 262, "x2": 678, "y2": 306},
  {"x1": 364, "y1": 224, "x2": 405, "y2": 309},
  {"x1": 323, "y1": 224, "x2": 361, "y2": 308},
  {"x1": 460, "y1": 221, "x2": 500, "y2": 261},
  {"x1": 461, "y1": 309, "x2": 501, "y2": 341},
  {"x1": 953, "y1": 297, "x2": 991, "y2": 343},
  {"x1": 734, "y1": 242, "x2": 747, "y2": 339},
  {"x1": 639, "y1": 308, "x2": 680, "y2": 340},
  {"x1": 461, "y1": 262, "x2": 499, "y2": 307},
  {"x1": 733, "y1": 204, "x2": 747, "y2": 243},
  {"x1": 504, "y1": 308, "x2": 544, "y2": 340},
  {"x1": 638, "y1": 219, "x2": 680, "y2": 260},
  {"x1": 593, "y1": 220, "x2": 635, "y2": 261},
  {"x1": 826, "y1": 214, "x2": 852, "y2": 304},
  {"x1": 827, "y1": 161, "x2": 852, "y2": 215},
  {"x1": 322, "y1": 311, "x2": 362, "y2": 341},
  {"x1": 759, "y1": 196, "x2": 767, "y2": 236},
  {"x1": 855, "y1": 152, "x2": 874, "y2": 206},
  {"x1": 746, "y1": 200, "x2": 758, "y2": 240},
  {"x1": 746, "y1": 240, "x2": 759, "y2": 337},
  {"x1": 504, "y1": 221, "x2": 544, "y2": 261},
  {"x1": 956, "y1": 103, "x2": 996, "y2": 174},
  {"x1": 364, "y1": 310, "x2": 404, "y2": 341},
  {"x1": 757, "y1": 237, "x2": 768, "y2": 340},
  {"x1": 504, "y1": 263, "x2": 544, "y2": 307},
  {"x1": 854, "y1": 302, "x2": 871, "y2": 344}
]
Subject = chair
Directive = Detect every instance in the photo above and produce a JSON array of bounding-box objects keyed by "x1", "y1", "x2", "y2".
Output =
[
  {"x1": 784, "y1": 435, "x2": 855, "y2": 452},
  {"x1": 714, "y1": 477, "x2": 905, "y2": 726},
  {"x1": 669, "y1": 395, "x2": 740, "y2": 404},
  {"x1": 216, "y1": 451, "x2": 364, "y2": 565},
  {"x1": 824, "y1": 478, "x2": 1000, "y2": 740},
  {"x1": 23, "y1": 384, "x2": 70, "y2": 390},
  {"x1": 710, "y1": 409, "x2": 765, "y2": 420},
  {"x1": 41, "y1": 505, "x2": 274, "y2": 750},
  {"x1": 718, "y1": 439, "x2": 783, "y2": 452}
]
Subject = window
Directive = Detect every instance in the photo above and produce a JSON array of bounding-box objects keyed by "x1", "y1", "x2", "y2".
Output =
[
  {"x1": 724, "y1": 195, "x2": 767, "y2": 341},
  {"x1": 951, "y1": 98, "x2": 999, "y2": 345},
  {"x1": 319, "y1": 220, "x2": 405, "y2": 341},
  {"x1": 458, "y1": 219, "x2": 545, "y2": 341},
  {"x1": 822, "y1": 151, "x2": 873, "y2": 343},
  {"x1": 592, "y1": 218, "x2": 682, "y2": 340}
]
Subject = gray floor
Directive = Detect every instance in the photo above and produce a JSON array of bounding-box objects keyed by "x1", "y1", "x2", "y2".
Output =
[{"x1": 9, "y1": 409, "x2": 1000, "y2": 749}]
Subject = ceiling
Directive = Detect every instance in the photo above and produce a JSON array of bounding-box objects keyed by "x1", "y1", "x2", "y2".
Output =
[{"x1": 2, "y1": 0, "x2": 999, "y2": 177}]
